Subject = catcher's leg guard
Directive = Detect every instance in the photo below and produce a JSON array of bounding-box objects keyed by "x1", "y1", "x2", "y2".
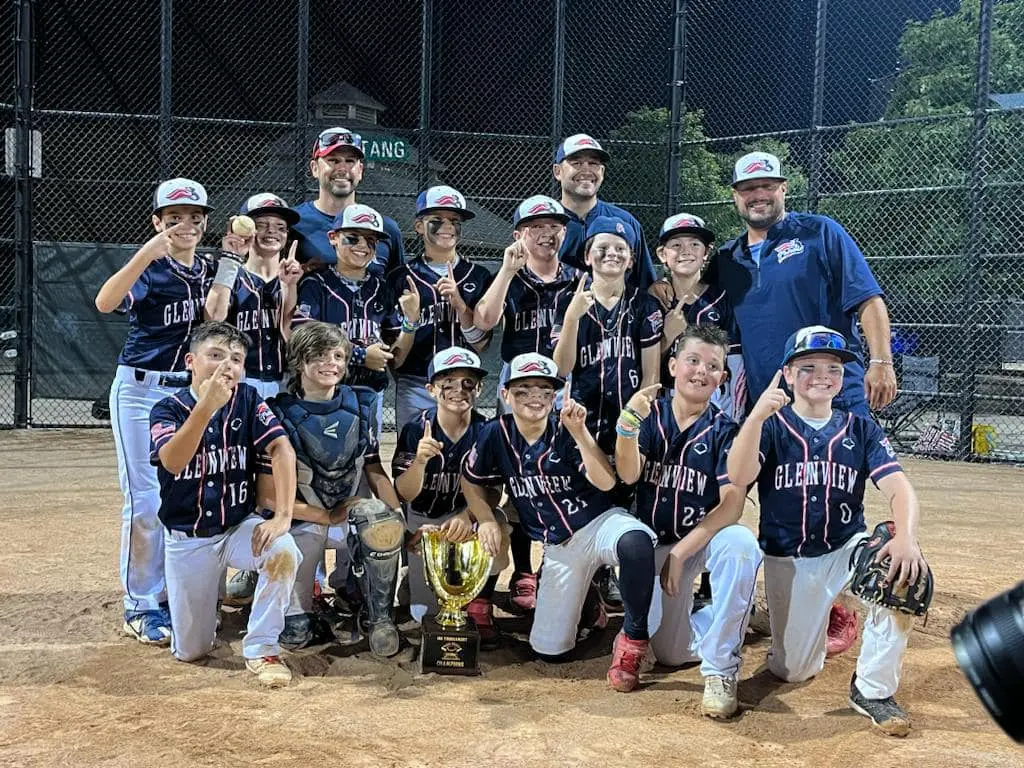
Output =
[{"x1": 348, "y1": 500, "x2": 405, "y2": 658}]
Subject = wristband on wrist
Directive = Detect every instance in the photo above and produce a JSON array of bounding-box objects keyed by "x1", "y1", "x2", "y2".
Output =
[
  {"x1": 869, "y1": 358, "x2": 894, "y2": 366},
  {"x1": 401, "y1": 318, "x2": 420, "y2": 333},
  {"x1": 213, "y1": 256, "x2": 241, "y2": 288},
  {"x1": 462, "y1": 324, "x2": 487, "y2": 344},
  {"x1": 350, "y1": 345, "x2": 367, "y2": 367},
  {"x1": 616, "y1": 422, "x2": 639, "y2": 439}
]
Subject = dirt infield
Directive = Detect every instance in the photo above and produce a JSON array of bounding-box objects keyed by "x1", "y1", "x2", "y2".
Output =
[{"x1": 0, "y1": 429, "x2": 1021, "y2": 768}]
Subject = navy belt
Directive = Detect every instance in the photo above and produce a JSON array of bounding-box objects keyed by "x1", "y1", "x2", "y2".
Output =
[{"x1": 135, "y1": 368, "x2": 190, "y2": 388}]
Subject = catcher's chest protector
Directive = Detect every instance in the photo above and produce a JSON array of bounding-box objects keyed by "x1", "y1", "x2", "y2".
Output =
[{"x1": 270, "y1": 386, "x2": 377, "y2": 509}]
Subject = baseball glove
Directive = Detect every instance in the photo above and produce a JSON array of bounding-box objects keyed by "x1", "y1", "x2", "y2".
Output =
[{"x1": 848, "y1": 521, "x2": 934, "y2": 616}]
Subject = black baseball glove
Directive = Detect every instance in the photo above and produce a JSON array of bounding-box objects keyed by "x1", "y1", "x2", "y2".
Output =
[{"x1": 848, "y1": 521, "x2": 934, "y2": 616}]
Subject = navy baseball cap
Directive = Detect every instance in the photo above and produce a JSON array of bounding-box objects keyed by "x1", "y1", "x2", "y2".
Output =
[
  {"x1": 505, "y1": 352, "x2": 564, "y2": 388},
  {"x1": 585, "y1": 215, "x2": 637, "y2": 250},
  {"x1": 328, "y1": 203, "x2": 386, "y2": 235},
  {"x1": 782, "y1": 326, "x2": 857, "y2": 366},
  {"x1": 239, "y1": 193, "x2": 299, "y2": 226},
  {"x1": 312, "y1": 127, "x2": 364, "y2": 159},
  {"x1": 553, "y1": 134, "x2": 610, "y2": 164},
  {"x1": 659, "y1": 212, "x2": 715, "y2": 245},
  {"x1": 153, "y1": 178, "x2": 214, "y2": 214},
  {"x1": 415, "y1": 185, "x2": 475, "y2": 220},
  {"x1": 427, "y1": 347, "x2": 488, "y2": 382},
  {"x1": 732, "y1": 151, "x2": 787, "y2": 187},
  {"x1": 513, "y1": 195, "x2": 570, "y2": 228}
]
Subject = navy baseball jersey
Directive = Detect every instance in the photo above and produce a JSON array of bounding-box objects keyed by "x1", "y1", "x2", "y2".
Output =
[
  {"x1": 463, "y1": 414, "x2": 615, "y2": 544},
  {"x1": 292, "y1": 269, "x2": 399, "y2": 391},
  {"x1": 635, "y1": 396, "x2": 737, "y2": 545},
  {"x1": 116, "y1": 254, "x2": 214, "y2": 372},
  {"x1": 499, "y1": 263, "x2": 582, "y2": 362},
  {"x1": 551, "y1": 285, "x2": 663, "y2": 452},
  {"x1": 654, "y1": 280, "x2": 742, "y2": 388},
  {"x1": 392, "y1": 408, "x2": 489, "y2": 518},
  {"x1": 292, "y1": 201, "x2": 405, "y2": 277},
  {"x1": 559, "y1": 200, "x2": 655, "y2": 289},
  {"x1": 386, "y1": 257, "x2": 494, "y2": 378},
  {"x1": 755, "y1": 405, "x2": 903, "y2": 558},
  {"x1": 226, "y1": 269, "x2": 285, "y2": 381},
  {"x1": 149, "y1": 383, "x2": 285, "y2": 535},
  {"x1": 709, "y1": 212, "x2": 882, "y2": 414}
]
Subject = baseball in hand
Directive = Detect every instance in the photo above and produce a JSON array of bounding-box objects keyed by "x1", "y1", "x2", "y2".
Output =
[{"x1": 231, "y1": 215, "x2": 256, "y2": 237}]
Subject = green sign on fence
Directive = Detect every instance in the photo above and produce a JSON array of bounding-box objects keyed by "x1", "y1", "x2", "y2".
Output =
[{"x1": 363, "y1": 134, "x2": 412, "y2": 164}]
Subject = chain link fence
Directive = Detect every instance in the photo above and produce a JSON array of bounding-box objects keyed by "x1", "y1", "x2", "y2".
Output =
[{"x1": 5, "y1": 0, "x2": 1023, "y2": 460}]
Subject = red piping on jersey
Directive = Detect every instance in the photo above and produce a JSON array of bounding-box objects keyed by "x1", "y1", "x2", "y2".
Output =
[
  {"x1": 537, "y1": 440, "x2": 573, "y2": 536},
  {"x1": 823, "y1": 412, "x2": 854, "y2": 551},
  {"x1": 652, "y1": 400, "x2": 669, "y2": 530},
  {"x1": 498, "y1": 416, "x2": 557, "y2": 543},
  {"x1": 219, "y1": 389, "x2": 237, "y2": 528},
  {"x1": 870, "y1": 461, "x2": 901, "y2": 479},
  {"x1": 674, "y1": 418, "x2": 717, "y2": 539},
  {"x1": 407, "y1": 265, "x2": 443, "y2": 363},
  {"x1": 775, "y1": 412, "x2": 810, "y2": 557}
]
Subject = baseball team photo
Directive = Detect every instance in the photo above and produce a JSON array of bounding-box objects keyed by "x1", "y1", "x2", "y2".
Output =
[{"x1": 1, "y1": 0, "x2": 1023, "y2": 766}]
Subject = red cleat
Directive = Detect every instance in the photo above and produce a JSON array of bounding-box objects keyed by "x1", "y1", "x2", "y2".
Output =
[
  {"x1": 826, "y1": 603, "x2": 859, "y2": 657},
  {"x1": 510, "y1": 572, "x2": 538, "y2": 612},
  {"x1": 467, "y1": 598, "x2": 500, "y2": 650},
  {"x1": 607, "y1": 632, "x2": 649, "y2": 692}
]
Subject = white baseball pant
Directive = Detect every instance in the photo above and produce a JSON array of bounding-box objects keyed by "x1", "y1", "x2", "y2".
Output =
[
  {"x1": 164, "y1": 515, "x2": 300, "y2": 662},
  {"x1": 764, "y1": 531, "x2": 912, "y2": 699},
  {"x1": 647, "y1": 524, "x2": 762, "y2": 678},
  {"x1": 243, "y1": 377, "x2": 283, "y2": 401}
]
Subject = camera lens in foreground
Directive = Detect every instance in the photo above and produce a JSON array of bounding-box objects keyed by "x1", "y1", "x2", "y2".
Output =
[{"x1": 950, "y1": 580, "x2": 1024, "y2": 744}]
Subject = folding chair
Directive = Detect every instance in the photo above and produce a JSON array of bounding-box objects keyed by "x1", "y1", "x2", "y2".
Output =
[{"x1": 875, "y1": 355, "x2": 941, "y2": 449}]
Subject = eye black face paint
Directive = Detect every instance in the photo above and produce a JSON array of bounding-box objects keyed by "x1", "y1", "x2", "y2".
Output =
[{"x1": 427, "y1": 218, "x2": 462, "y2": 237}]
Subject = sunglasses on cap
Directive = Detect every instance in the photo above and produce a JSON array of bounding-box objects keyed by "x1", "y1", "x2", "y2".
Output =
[
  {"x1": 314, "y1": 131, "x2": 363, "y2": 155},
  {"x1": 798, "y1": 330, "x2": 847, "y2": 353}
]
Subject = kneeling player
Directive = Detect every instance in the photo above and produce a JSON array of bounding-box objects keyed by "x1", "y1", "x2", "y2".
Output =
[
  {"x1": 255, "y1": 321, "x2": 406, "y2": 658},
  {"x1": 392, "y1": 347, "x2": 509, "y2": 648},
  {"x1": 462, "y1": 353, "x2": 657, "y2": 692},
  {"x1": 727, "y1": 326, "x2": 929, "y2": 736},
  {"x1": 616, "y1": 325, "x2": 761, "y2": 718},
  {"x1": 149, "y1": 321, "x2": 300, "y2": 687}
]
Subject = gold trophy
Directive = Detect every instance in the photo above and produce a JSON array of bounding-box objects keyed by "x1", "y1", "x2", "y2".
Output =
[{"x1": 420, "y1": 529, "x2": 493, "y2": 675}]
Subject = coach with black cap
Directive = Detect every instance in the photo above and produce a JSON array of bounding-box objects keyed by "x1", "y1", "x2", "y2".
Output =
[
  {"x1": 292, "y1": 127, "x2": 406, "y2": 276},
  {"x1": 552, "y1": 133, "x2": 656, "y2": 289}
]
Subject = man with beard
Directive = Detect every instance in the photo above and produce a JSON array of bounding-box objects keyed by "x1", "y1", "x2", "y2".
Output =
[
  {"x1": 552, "y1": 134, "x2": 656, "y2": 290},
  {"x1": 707, "y1": 150, "x2": 899, "y2": 657},
  {"x1": 292, "y1": 127, "x2": 405, "y2": 276}
]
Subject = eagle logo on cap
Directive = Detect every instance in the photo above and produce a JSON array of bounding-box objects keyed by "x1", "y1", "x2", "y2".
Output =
[
  {"x1": 672, "y1": 216, "x2": 698, "y2": 228},
  {"x1": 575, "y1": 137, "x2": 598, "y2": 147},
  {"x1": 742, "y1": 158, "x2": 774, "y2": 174},
  {"x1": 615, "y1": 222, "x2": 625, "y2": 234},
  {"x1": 167, "y1": 186, "x2": 200, "y2": 201},
  {"x1": 258, "y1": 197, "x2": 284, "y2": 208},
  {"x1": 443, "y1": 352, "x2": 473, "y2": 366},
  {"x1": 351, "y1": 212, "x2": 380, "y2": 227},
  {"x1": 436, "y1": 194, "x2": 461, "y2": 206},
  {"x1": 519, "y1": 360, "x2": 553, "y2": 375},
  {"x1": 528, "y1": 202, "x2": 555, "y2": 214}
]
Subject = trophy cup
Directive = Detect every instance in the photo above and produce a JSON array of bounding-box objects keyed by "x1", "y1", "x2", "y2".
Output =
[{"x1": 420, "y1": 529, "x2": 493, "y2": 675}]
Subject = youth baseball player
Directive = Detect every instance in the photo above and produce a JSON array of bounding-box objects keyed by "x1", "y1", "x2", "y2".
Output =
[
  {"x1": 551, "y1": 215, "x2": 663, "y2": 455},
  {"x1": 292, "y1": 127, "x2": 405, "y2": 276},
  {"x1": 148, "y1": 321, "x2": 300, "y2": 687},
  {"x1": 727, "y1": 325, "x2": 929, "y2": 736},
  {"x1": 255, "y1": 321, "x2": 407, "y2": 658},
  {"x1": 387, "y1": 186, "x2": 494, "y2": 427},
  {"x1": 472, "y1": 194, "x2": 582, "y2": 610},
  {"x1": 291, "y1": 203, "x2": 418, "y2": 433},
  {"x1": 205, "y1": 193, "x2": 303, "y2": 400},
  {"x1": 95, "y1": 178, "x2": 216, "y2": 645},
  {"x1": 392, "y1": 347, "x2": 508, "y2": 648},
  {"x1": 462, "y1": 352, "x2": 657, "y2": 692},
  {"x1": 552, "y1": 134, "x2": 656, "y2": 289},
  {"x1": 650, "y1": 213, "x2": 746, "y2": 420},
  {"x1": 615, "y1": 325, "x2": 761, "y2": 719}
]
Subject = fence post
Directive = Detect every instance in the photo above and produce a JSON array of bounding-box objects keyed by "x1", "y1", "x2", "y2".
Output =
[
  {"x1": 665, "y1": 0, "x2": 687, "y2": 216},
  {"x1": 159, "y1": 0, "x2": 173, "y2": 177},
  {"x1": 12, "y1": 0, "x2": 35, "y2": 428},
  {"x1": 417, "y1": 0, "x2": 434, "y2": 190},
  {"x1": 806, "y1": 0, "x2": 827, "y2": 213},
  {"x1": 294, "y1": 0, "x2": 310, "y2": 200},
  {"x1": 958, "y1": 0, "x2": 994, "y2": 460},
  {"x1": 549, "y1": 0, "x2": 567, "y2": 194}
]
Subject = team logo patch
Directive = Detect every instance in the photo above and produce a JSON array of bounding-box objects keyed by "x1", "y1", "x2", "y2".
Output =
[
  {"x1": 692, "y1": 443, "x2": 709, "y2": 455},
  {"x1": 528, "y1": 202, "x2": 556, "y2": 214},
  {"x1": 518, "y1": 360, "x2": 554, "y2": 375},
  {"x1": 647, "y1": 310, "x2": 664, "y2": 333},
  {"x1": 707, "y1": 309, "x2": 721, "y2": 322},
  {"x1": 258, "y1": 196, "x2": 284, "y2": 208},
  {"x1": 575, "y1": 137, "x2": 599, "y2": 148},
  {"x1": 166, "y1": 186, "x2": 200, "y2": 202},
  {"x1": 463, "y1": 283, "x2": 477, "y2": 293},
  {"x1": 842, "y1": 437, "x2": 856, "y2": 450},
  {"x1": 774, "y1": 238, "x2": 804, "y2": 264},
  {"x1": 742, "y1": 158, "x2": 774, "y2": 174},
  {"x1": 880, "y1": 437, "x2": 896, "y2": 458},
  {"x1": 150, "y1": 423, "x2": 176, "y2": 442},
  {"x1": 671, "y1": 216, "x2": 697, "y2": 228},
  {"x1": 615, "y1": 222, "x2": 626, "y2": 235},
  {"x1": 435, "y1": 194, "x2": 462, "y2": 207},
  {"x1": 256, "y1": 401, "x2": 274, "y2": 427},
  {"x1": 443, "y1": 352, "x2": 474, "y2": 366},
  {"x1": 351, "y1": 212, "x2": 380, "y2": 227},
  {"x1": 230, "y1": 418, "x2": 243, "y2": 431},
  {"x1": 324, "y1": 420, "x2": 339, "y2": 439}
]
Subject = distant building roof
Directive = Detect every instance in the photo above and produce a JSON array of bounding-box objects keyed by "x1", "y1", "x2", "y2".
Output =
[
  {"x1": 311, "y1": 82, "x2": 387, "y2": 112},
  {"x1": 989, "y1": 92, "x2": 1024, "y2": 110}
]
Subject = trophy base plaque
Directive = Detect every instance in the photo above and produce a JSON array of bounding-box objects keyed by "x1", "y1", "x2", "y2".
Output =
[{"x1": 420, "y1": 616, "x2": 481, "y2": 676}]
